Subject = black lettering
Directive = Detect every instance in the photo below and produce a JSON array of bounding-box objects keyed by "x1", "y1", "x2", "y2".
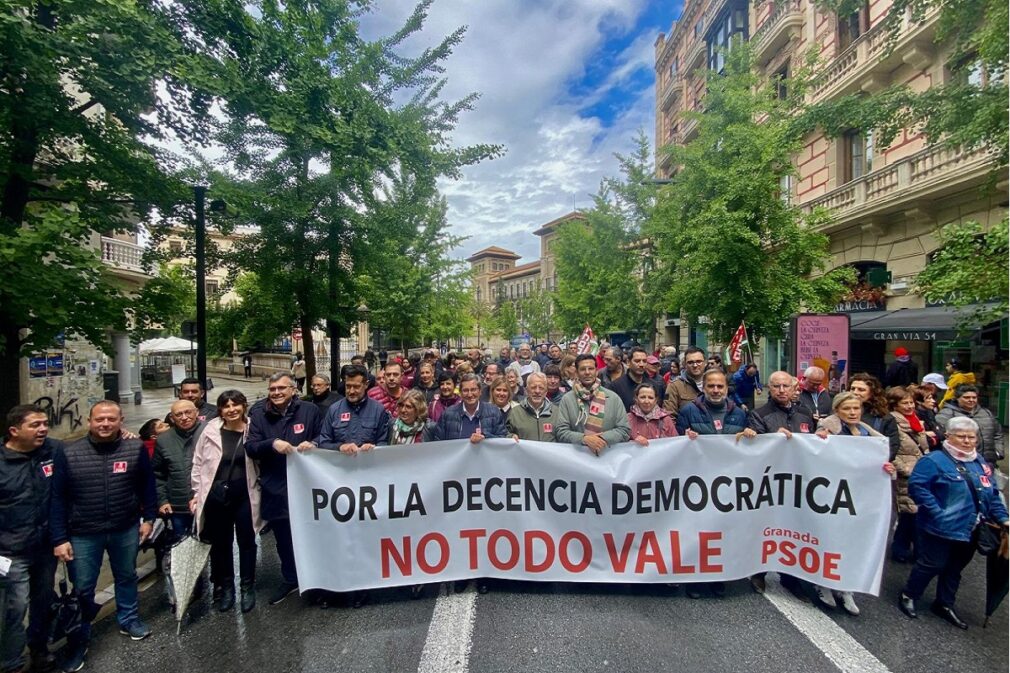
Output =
[
  {"x1": 548, "y1": 479, "x2": 569, "y2": 512},
  {"x1": 711, "y1": 476, "x2": 733, "y2": 512},
  {"x1": 466, "y1": 477, "x2": 482, "y2": 511},
  {"x1": 404, "y1": 483, "x2": 426, "y2": 517},
  {"x1": 580, "y1": 483, "x2": 602, "y2": 514},
  {"x1": 506, "y1": 477, "x2": 521, "y2": 512},
  {"x1": 735, "y1": 477, "x2": 755, "y2": 510},
  {"x1": 525, "y1": 478, "x2": 544, "y2": 511},
  {"x1": 331, "y1": 486, "x2": 355, "y2": 523},
  {"x1": 443, "y1": 481, "x2": 463, "y2": 513},
  {"x1": 805, "y1": 477, "x2": 831, "y2": 514},
  {"x1": 359, "y1": 486, "x2": 377, "y2": 521},
  {"x1": 832, "y1": 479, "x2": 856, "y2": 515},
  {"x1": 656, "y1": 479, "x2": 679, "y2": 511},
  {"x1": 312, "y1": 488, "x2": 327, "y2": 521},
  {"x1": 636, "y1": 481, "x2": 652, "y2": 514},
  {"x1": 683, "y1": 476, "x2": 708, "y2": 511},
  {"x1": 485, "y1": 477, "x2": 504, "y2": 512},
  {"x1": 612, "y1": 483, "x2": 632, "y2": 515}
]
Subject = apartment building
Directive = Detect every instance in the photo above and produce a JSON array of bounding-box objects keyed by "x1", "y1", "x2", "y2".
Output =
[{"x1": 655, "y1": 0, "x2": 1007, "y2": 408}]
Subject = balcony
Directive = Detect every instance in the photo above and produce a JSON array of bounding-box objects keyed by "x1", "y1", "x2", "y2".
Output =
[
  {"x1": 802, "y1": 145, "x2": 996, "y2": 232},
  {"x1": 808, "y1": 7, "x2": 940, "y2": 103},
  {"x1": 101, "y1": 236, "x2": 151, "y2": 284},
  {"x1": 684, "y1": 38, "x2": 706, "y2": 73},
  {"x1": 659, "y1": 74, "x2": 683, "y2": 110},
  {"x1": 752, "y1": 0, "x2": 803, "y2": 65}
]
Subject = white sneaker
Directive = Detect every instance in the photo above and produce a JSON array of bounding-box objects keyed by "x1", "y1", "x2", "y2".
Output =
[
  {"x1": 839, "y1": 591, "x2": 860, "y2": 616},
  {"x1": 815, "y1": 586, "x2": 837, "y2": 608}
]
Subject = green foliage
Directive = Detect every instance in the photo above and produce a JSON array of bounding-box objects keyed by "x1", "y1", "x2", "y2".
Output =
[
  {"x1": 519, "y1": 288, "x2": 556, "y2": 342},
  {"x1": 488, "y1": 288, "x2": 520, "y2": 341},
  {"x1": 913, "y1": 218, "x2": 1009, "y2": 324},
  {"x1": 132, "y1": 263, "x2": 196, "y2": 337},
  {"x1": 647, "y1": 46, "x2": 853, "y2": 343}
]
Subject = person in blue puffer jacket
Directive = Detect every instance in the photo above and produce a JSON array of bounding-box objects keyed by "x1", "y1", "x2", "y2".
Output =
[{"x1": 898, "y1": 415, "x2": 1008, "y2": 629}]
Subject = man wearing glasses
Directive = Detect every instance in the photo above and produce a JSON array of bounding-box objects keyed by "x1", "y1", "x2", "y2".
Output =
[
  {"x1": 663, "y1": 346, "x2": 707, "y2": 422},
  {"x1": 153, "y1": 400, "x2": 205, "y2": 542},
  {"x1": 247, "y1": 372, "x2": 322, "y2": 605}
]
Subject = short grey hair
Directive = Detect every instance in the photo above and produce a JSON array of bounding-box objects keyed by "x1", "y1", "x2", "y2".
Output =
[
  {"x1": 311, "y1": 373, "x2": 330, "y2": 385},
  {"x1": 268, "y1": 372, "x2": 294, "y2": 385},
  {"x1": 946, "y1": 416, "x2": 979, "y2": 435},
  {"x1": 804, "y1": 366, "x2": 826, "y2": 379},
  {"x1": 458, "y1": 373, "x2": 481, "y2": 388},
  {"x1": 526, "y1": 372, "x2": 547, "y2": 387}
]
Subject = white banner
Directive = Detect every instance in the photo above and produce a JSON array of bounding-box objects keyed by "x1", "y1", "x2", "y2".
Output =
[{"x1": 287, "y1": 434, "x2": 892, "y2": 594}]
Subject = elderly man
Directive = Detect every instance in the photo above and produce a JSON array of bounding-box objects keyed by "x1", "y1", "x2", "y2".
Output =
[
  {"x1": 555, "y1": 354, "x2": 631, "y2": 455},
  {"x1": 51, "y1": 402, "x2": 157, "y2": 670},
  {"x1": 507, "y1": 372, "x2": 558, "y2": 442},
  {"x1": 797, "y1": 366, "x2": 831, "y2": 421},
  {"x1": 597, "y1": 346, "x2": 625, "y2": 387},
  {"x1": 153, "y1": 400, "x2": 205, "y2": 542},
  {"x1": 307, "y1": 373, "x2": 342, "y2": 414},
  {"x1": 663, "y1": 346, "x2": 706, "y2": 421},
  {"x1": 368, "y1": 360, "x2": 405, "y2": 418},
  {"x1": 465, "y1": 347, "x2": 485, "y2": 376},
  {"x1": 506, "y1": 343, "x2": 541, "y2": 384},
  {"x1": 936, "y1": 384, "x2": 1004, "y2": 465},
  {"x1": 246, "y1": 373, "x2": 321, "y2": 605}
]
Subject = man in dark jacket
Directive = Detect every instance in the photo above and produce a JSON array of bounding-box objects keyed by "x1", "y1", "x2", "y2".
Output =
[
  {"x1": 313, "y1": 365, "x2": 391, "y2": 453},
  {"x1": 606, "y1": 347, "x2": 650, "y2": 411},
  {"x1": 797, "y1": 366, "x2": 832, "y2": 421},
  {"x1": 168, "y1": 377, "x2": 217, "y2": 424},
  {"x1": 247, "y1": 373, "x2": 322, "y2": 606},
  {"x1": 432, "y1": 374, "x2": 507, "y2": 441},
  {"x1": 51, "y1": 401, "x2": 157, "y2": 670},
  {"x1": 1, "y1": 405, "x2": 58, "y2": 673},
  {"x1": 153, "y1": 400, "x2": 204, "y2": 541},
  {"x1": 306, "y1": 374, "x2": 342, "y2": 414},
  {"x1": 884, "y1": 347, "x2": 919, "y2": 388}
]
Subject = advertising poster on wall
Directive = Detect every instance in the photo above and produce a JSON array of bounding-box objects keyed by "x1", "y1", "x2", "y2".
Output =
[
  {"x1": 791, "y1": 314, "x2": 850, "y2": 393},
  {"x1": 29, "y1": 356, "x2": 47, "y2": 378},
  {"x1": 46, "y1": 352, "x2": 64, "y2": 377}
]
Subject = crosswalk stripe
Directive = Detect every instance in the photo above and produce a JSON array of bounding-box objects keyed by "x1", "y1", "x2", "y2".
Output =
[{"x1": 418, "y1": 583, "x2": 478, "y2": 673}]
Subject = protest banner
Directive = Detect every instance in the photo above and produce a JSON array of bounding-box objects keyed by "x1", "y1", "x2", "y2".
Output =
[{"x1": 287, "y1": 434, "x2": 891, "y2": 594}]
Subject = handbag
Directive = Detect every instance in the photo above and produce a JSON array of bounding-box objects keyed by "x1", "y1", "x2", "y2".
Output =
[
  {"x1": 206, "y1": 435, "x2": 243, "y2": 506},
  {"x1": 947, "y1": 453, "x2": 1002, "y2": 556},
  {"x1": 48, "y1": 562, "x2": 82, "y2": 645}
]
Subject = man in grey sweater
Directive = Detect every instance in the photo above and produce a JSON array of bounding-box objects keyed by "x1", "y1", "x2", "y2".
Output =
[{"x1": 555, "y1": 354, "x2": 631, "y2": 455}]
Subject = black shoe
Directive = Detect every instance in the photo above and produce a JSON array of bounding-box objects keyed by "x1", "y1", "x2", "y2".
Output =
[
  {"x1": 217, "y1": 585, "x2": 235, "y2": 612},
  {"x1": 898, "y1": 593, "x2": 917, "y2": 619},
  {"x1": 890, "y1": 553, "x2": 911, "y2": 563},
  {"x1": 30, "y1": 649, "x2": 57, "y2": 672},
  {"x1": 240, "y1": 582, "x2": 256, "y2": 613},
  {"x1": 453, "y1": 580, "x2": 469, "y2": 593},
  {"x1": 351, "y1": 590, "x2": 369, "y2": 609},
  {"x1": 59, "y1": 643, "x2": 87, "y2": 673},
  {"x1": 711, "y1": 582, "x2": 725, "y2": 598},
  {"x1": 686, "y1": 586, "x2": 703, "y2": 599},
  {"x1": 749, "y1": 575, "x2": 766, "y2": 594},
  {"x1": 268, "y1": 582, "x2": 298, "y2": 606},
  {"x1": 477, "y1": 582, "x2": 489, "y2": 595},
  {"x1": 930, "y1": 603, "x2": 968, "y2": 630}
]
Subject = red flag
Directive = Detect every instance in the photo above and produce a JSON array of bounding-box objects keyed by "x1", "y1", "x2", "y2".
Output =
[
  {"x1": 574, "y1": 324, "x2": 596, "y2": 355},
  {"x1": 724, "y1": 322, "x2": 749, "y2": 365}
]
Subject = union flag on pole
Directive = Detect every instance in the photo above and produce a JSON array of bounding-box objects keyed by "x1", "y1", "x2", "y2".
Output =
[
  {"x1": 574, "y1": 324, "x2": 596, "y2": 355},
  {"x1": 724, "y1": 322, "x2": 749, "y2": 365}
]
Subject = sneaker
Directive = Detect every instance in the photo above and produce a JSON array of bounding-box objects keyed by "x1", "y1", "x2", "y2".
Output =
[
  {"x1": 815, "y1": 586, "x2": 837, "y2": 608},
  {"x1": 119, "y1": 620, "x2": 152, "y2": 641},
  {"x1": 268, "y1": 582, "x2": 298, "y2": 606},
  {"x1": 60, "y1": 644, "x2": 88, "y2": 673},
  {"x1": 30, "y1": 648, "x2": 57, "y2": 672},
  {"x1": 838, "y1": 591, "x2": 860, "y2": 616}
]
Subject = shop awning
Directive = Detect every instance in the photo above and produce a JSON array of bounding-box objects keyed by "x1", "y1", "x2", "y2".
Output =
[{"x1": 848, "y1": 303, "x2": 1004, "y2": 341}]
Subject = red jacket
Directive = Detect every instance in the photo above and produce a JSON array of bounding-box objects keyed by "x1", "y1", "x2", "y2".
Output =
[
  {"x1": 627, "y1": 406, "x2": 678, "y2": 440},
  {"x1": 367, "y1": 384, "x2": 402, "y2": 418}
]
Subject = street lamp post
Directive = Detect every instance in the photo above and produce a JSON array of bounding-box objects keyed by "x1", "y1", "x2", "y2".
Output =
[{"x1": 194, "y1": 186, "x2": 208, "y2": 390}]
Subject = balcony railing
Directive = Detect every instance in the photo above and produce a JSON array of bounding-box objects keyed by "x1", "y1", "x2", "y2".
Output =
[
  {"x1": 752, "y1": 0, "x2": 803, "y2": 64},
  {"x1": 802, "y1": 144, "x2": 995, "y2": 224},
  {"x1": 101, "y1": 236, "x2": 147, "y2": 275},
  {"x1": 660, "y1": 74, "x2": 683, "y2": 110},
  {"x1": 684, "y1": 38, "x2": 706, "y2": 72}
]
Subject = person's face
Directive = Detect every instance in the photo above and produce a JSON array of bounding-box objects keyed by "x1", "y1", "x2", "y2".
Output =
[
  {"x1": 484, "y1": 364, "x2": 499, "y2": 383},
  {"x1": 527, "y1": 378, "x2": 547, "y2": 406},
  {"x1": 837, "y1": 399, "x2": 863, "y2": 424},
  {"x1": 568, "y1": 343, "x2": 578, "y2": 354},
  {"x1": 669, "y1": 361, "x2": 680, "y2": 376},
  {"x1": 849, "y1": 380, "x2": 871, "y2": 402},
  {"x1": 180, "y1": 383, "x2": 203, "y2": 404},
  {"x1": 344, "y1": 375, "x2": 367, "y2": 403},
  {"x1": 628, "y1": 351, "x2": 647, "y2": 376},
  {"x1": 170, "y1": 401, "x2": 198, "y2": 431},
  {"x1": 460, "y1": 380, "x2": 480, "y2": 406},
  {"x1": 492, "y1": 384, "x2": 510, "y2": 406},
  {"x1": 920, "y1": 383, "x2": 937, "y2": 397},
  {"x1": 439, "y1": 379, "x2": 455, "y2": 397},
  {"x1": 957, "y1": 391, "x2": 978, "y2": 412},
  {"x1": 707, "y1": 357, "x2": 719, "y2": 369},
  {"x1": 645, "y1": 362, "x2": 659, "y2": 376},
  {"x1": 419, "y1": 366, "x2": 434, "y2": 385},
  {"x1": 89, "y1": 404, "x2": 123, "y2": 441},
  {"x1": 684, "y1": 353, "x2": 705, "y2": 378},
  {"x1": 947, "y1": 426, "x2": 979, "y2": 452},
  {"x1": 468, "y1": 349, "x2": 481, "y2": 364},
  {"x1": 549, "y1": 345, "x2": 561, "y2": 360},
  {"x1": 703, "y1": 374, "x2": 727, "y2": 404},
  {"x1": 944, "y1": 362, "x2": 954, "y2": 374},
  {"x1": 563, "y1": 363, "x2": 576, "y2": 380},
  {"x1": 500, "y1": 347, "x2": 510, "y2": 359},
  {"x1": 154, "y1": 420, "x2": 171, "y2": 435},
  {"x1": 8, "y1": 412, "x2": 48, "y2": 449},
  {"x1": 384, "y1": 366, "x2": 402, "y2": 390},
  {"x1": 896, "y1": 397, "x2": 916, "y2": 415},
  {"x1": 546, "y1": 373, "x2": 560, "y2": 391},
  {"x1": 577, "y1": 359, "x2": 598, "y2": 387},
  {"x1": 636, "y1": 387, "x2": 657, "y2": 413},
  {"x1": 605, "y1": 348, "x2": 622, "y2": 371},
  {"x1": 398, "y1": 401, "x2": 418, "y2": 425},
  {"x1": 506, "y1": 369, "x2": 519, "y2": 387},
  {"x1": 921, "y1": 393, "x2": 936, "y2": 410},
  {"x1": 539, "y1": 345, "x2": 548, "y2": 354},
  {"x1": 268, "y1": 377, "x2": 297, "y2": 407},
  {"x1": 220, "y1": 399, "x2": 246, "y2": 424},
  {"x1": 518, "y1": 345, "x2": 532, "y2": 361},
  {"x1": 768, "y1": 374, "x2": 793, "y2": 405},
  {"x1": 310, "y1": 377, "x2": 330, "y2": 396},
  {"x1": 804, "y1": 372, "x2": 824, "y2": 392}
]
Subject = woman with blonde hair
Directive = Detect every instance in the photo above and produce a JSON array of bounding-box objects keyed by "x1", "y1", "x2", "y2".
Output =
[{"x1": 389, "y1": 389, "x2": 435, "y2": 444}]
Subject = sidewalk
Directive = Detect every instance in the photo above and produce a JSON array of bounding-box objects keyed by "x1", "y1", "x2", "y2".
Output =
[{"x1": 122, "y1": 374, "x2": 269, "y2": 432}]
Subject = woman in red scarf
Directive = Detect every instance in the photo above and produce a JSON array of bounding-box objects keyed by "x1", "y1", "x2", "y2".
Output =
[{"x1": 888, "y1": 386, "x2": 929, "y2": 563}]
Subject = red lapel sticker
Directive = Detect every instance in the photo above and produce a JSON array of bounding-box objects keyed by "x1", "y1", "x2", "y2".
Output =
[
  {"x1": 198, "y1": 415, "x2": 207, "y2": 422},
  {"x1": 713, "y1": 419, "x2": 723, "y2": 431},
  {"x1": 112, "y1": 461, "x2": 127, "y2": 474},
  {"x1": 983, "y1": 464, "x2": 992, "y2": 475},
  {"x1": 543, "y1": 423, "x2": 553, "y2": 433},
  {"x1": 42, "y1": 463, "x2": 53, "y2": 477},
  {"x1": 800, "y1": 423, "x2": 810, "y2": 433},
  {"x1": 340, "y1": 412, "x2": 351, "y2": 422},
  {"x1": 980, "y1": 475, "x2": 991, "y2": 488},
  {"x1": 293, "y1": 423, "x2": 305, "y2": 434}
]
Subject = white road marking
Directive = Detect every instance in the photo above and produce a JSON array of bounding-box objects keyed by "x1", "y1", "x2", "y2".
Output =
[
  {"x1": 417, "y1": 583, "x2": 478, "y2": 673},
  {"x1": 763, "y1": 581, "x2": 893, "y2": 673}
]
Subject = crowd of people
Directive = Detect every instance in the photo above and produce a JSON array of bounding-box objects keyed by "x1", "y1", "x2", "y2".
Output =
[{"x1": 1, "y1": 344, "x2": 1007, "y2": 673}]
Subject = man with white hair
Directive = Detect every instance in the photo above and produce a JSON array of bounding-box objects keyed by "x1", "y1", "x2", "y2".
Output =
[
  {"x1": 505, "y1": 343, "x2": 541, "y2": 383},
  {"x1": 506, "y1": 372, "x2": 558, "y2": 442},
  {"x1": 797, "y1": 366, "x2": 831, "y2": 421}
]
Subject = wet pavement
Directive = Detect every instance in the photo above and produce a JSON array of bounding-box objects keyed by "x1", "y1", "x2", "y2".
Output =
[{"x1": 122, "y1": 374, "x2": 270, "y2": 432}]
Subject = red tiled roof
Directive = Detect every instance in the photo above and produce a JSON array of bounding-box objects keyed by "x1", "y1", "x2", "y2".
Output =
[
  {"x1": 466, "y1": 246, "x2": 522, "y2": 262},
  {"x1": 533, "y1": 211, "x2": 586, "y2": 236}
]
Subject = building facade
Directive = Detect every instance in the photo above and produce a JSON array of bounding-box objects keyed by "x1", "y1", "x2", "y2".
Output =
[{"x1": 655, "y1": 0, "x2": 1007, "y2": 409}]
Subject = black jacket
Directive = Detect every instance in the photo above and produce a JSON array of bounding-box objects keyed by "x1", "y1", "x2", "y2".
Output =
[
  {"x1": 606, "y1": 372, "x2": 650, "y2": 412},
  {"x1": 797, "y1": 389, "x2": 832, "y2": 421},
  {"x1": 0, "y1": 438, "x2": 58, "y2": 556},
  {"x1": 152, "y1": 423, "x2": 204, "y2": 511},
  {"x1": 748, "y1": 401, "x2": 815, "y2": 434},
  {"x1": 863, "y1": 410, "x2": 901, "y2": 461},
  {"x1": 246, "y1": 397, "x2": 322, "y2": 521},
  {"x1": 884, "y1": 359, "x2": 919, "y2": 388},
  {"x1": 308, "y1": 390, "x2": 342, "y2": 415},
  {"x1": 50, "y1": 435, "x2": 156, "y2": 545}
]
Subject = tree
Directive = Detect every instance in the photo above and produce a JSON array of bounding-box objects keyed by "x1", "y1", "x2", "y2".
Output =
[
  {"x1": 646, "y1": 46, "x2": 853, "y2": 344},
  {"x1": 520, "y1": 288, "x2": 556, "y2": 343},
  {"x1": 488, "y1": 286, "x2": 520, "y2": 342},
  {"x1": 0, "y1": 1, "x2": 226, "y2": 410},
  {"x1": 913, "y1": 218, "x2": 1009, "y2": 325},
  {"x1": 133, "y1": 263, "x2": 197, "y2": 337}
]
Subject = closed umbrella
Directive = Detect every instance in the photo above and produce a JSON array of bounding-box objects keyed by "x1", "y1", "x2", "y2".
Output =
[
  {"x1": 983, "y1": 531, "x2": 1009, "y2": 628},
  {"x1": 167, "y1": 534, "x2": 212, "y2": 634}
]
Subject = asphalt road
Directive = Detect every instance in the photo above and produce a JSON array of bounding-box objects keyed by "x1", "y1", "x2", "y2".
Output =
[{"x1": 77, "y1": 532, "x2": 1007, "y2": 673}]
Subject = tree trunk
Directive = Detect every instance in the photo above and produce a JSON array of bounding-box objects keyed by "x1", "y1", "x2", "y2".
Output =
[
  {"x1": 0, "y1": 319, "x2": 24, "y2": 413},
  {"x1": 300, "y1": 313, "x2": 315, "y2": 382}
]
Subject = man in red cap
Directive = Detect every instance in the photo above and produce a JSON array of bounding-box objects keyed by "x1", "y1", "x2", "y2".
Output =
[{"x1": 884, "y1": 347, "x2": 919, "y2": 387}]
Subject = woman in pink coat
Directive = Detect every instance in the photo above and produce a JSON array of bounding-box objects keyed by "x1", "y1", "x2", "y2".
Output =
[
  {"x1": 190, "y1": 390, "x2": 263, "y2": 613},
  {"x1": 628, "y1": 383, "x2": 678, "y2": 444}
]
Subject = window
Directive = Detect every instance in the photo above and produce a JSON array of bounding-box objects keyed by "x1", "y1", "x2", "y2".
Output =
[
  {"x1": 843, "y1": 129, "x2": 873, "y2": 182},
  {"x1": 778, "y1": 174, "x2": 794, "y2": 204},
  {"x1": 694, "y1": 18, "x2": 705, "y2": 38},
  {"x1": 205, "y1": 279, "x2": 220, "y2": 296},
  {"x1": 169, "y1": 240, "x2": 183, "y2": 254},
  {"x1": 774, "y1": 64, "x2": 789, "y2": 100},
  {"x1": 706, "y1": 0, "x2": 749, "y2": 74},
  {"x1": 837, "y1": 2, "x2": 869, "y2": 51},
  {"x1": 476, "y1": 288, "x2": 482, "y2": 302}
]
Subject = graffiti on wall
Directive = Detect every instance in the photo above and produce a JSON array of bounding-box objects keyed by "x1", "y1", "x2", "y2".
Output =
[{"x1": 33, "y1": 392, "x2": 83, "y2": 431}]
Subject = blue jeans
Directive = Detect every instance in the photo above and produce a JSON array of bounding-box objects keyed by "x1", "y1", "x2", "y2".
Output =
[
  {"x1": 69, "y1": 527, "x2": 141, "y2": 635},
  {"x1": 0, "y1": 553, "x2": 56, "y2": 672},
  {"x1": 169, "y1": 513, "x2": 194, "y2": 544}
]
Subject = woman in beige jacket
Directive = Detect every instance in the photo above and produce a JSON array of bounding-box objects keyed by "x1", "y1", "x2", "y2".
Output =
[
  {"x1": 190, "y1": 390, "x2": 263, "y2": 613},
  {"x1": 886, "y1": 386, "x2": 929, "y2": 563}
]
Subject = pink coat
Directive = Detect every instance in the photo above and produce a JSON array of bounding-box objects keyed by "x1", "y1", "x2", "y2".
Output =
[
  {"x1": 190, "y1": 417, "x2": 263, "y2": 536},
  {"x1": 627, "y1": 406, "x2": 678, "y2": 440}
]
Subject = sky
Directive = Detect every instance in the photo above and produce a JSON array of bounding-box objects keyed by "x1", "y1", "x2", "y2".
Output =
[{"x1": 360, "y1": 0, "x2": 683, "y2": 265}]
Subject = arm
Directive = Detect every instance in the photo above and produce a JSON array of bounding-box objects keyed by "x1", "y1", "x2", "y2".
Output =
[
  {"x1": 662, "y1": 381, "x2": 678, "y2": 413},
  {"x1": 136, "y1": 447, "x2": 158, "y2": 522},
  {"x1": 374, "y1": 410, "x2": 392, "y2": 446},
  {"x1": 881, "y1": 414, "x2": 900, "y2": 461},
  {"x1": 906, "y1": 458, "x2": 941, "y2": 516},
  {"x1": 245, "y1": 413, "x2": 276, "y2": 457},
  {"x1": 49, "y1": 447, "x2": 71, "y2": 547},
  {"x1": 553, "y1": 398, "x2": 585, "y2": 446},
  {"x1": 481, "y1": 408, "x2": 508, "y2": 438},
  {"x1": 992, "y1": 412, "x2": 1004, "y2": 457},
  {"x1": 431, "y1": 414, "x2": 446, "y2": 442},
  {"x1": 747, "y1": 409, "x2": 769, "y2": 433},
  {"x1": 190, "y1": 433, "x2": 208, "y2": 506},
  {"x1": 315, "y1": 405, "x2": 339, "y2": 450},
  {"x1": 151, "y1": 441, "x2": 170, "y2": 508},
  {"x1": 599, "y1": 404, "x2": 631, "y2": 446}
]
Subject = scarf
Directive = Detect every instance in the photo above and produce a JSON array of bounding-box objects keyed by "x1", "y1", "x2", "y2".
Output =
[
  {"x1": 943, "y1": 440, "x2": 977, "y2": 462},
  {"x1": 391, "y1": 418, "x2": 425, "y2": 445},
  {"x1": 630, "y1": 404, "x2": 666, "y2": 422},
  {"x1": 903, "y1": 412, "x2": 924, "y2": 433},
  {"x1": 573, "y1": 379, "x2": 607, "y2": 435}
]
